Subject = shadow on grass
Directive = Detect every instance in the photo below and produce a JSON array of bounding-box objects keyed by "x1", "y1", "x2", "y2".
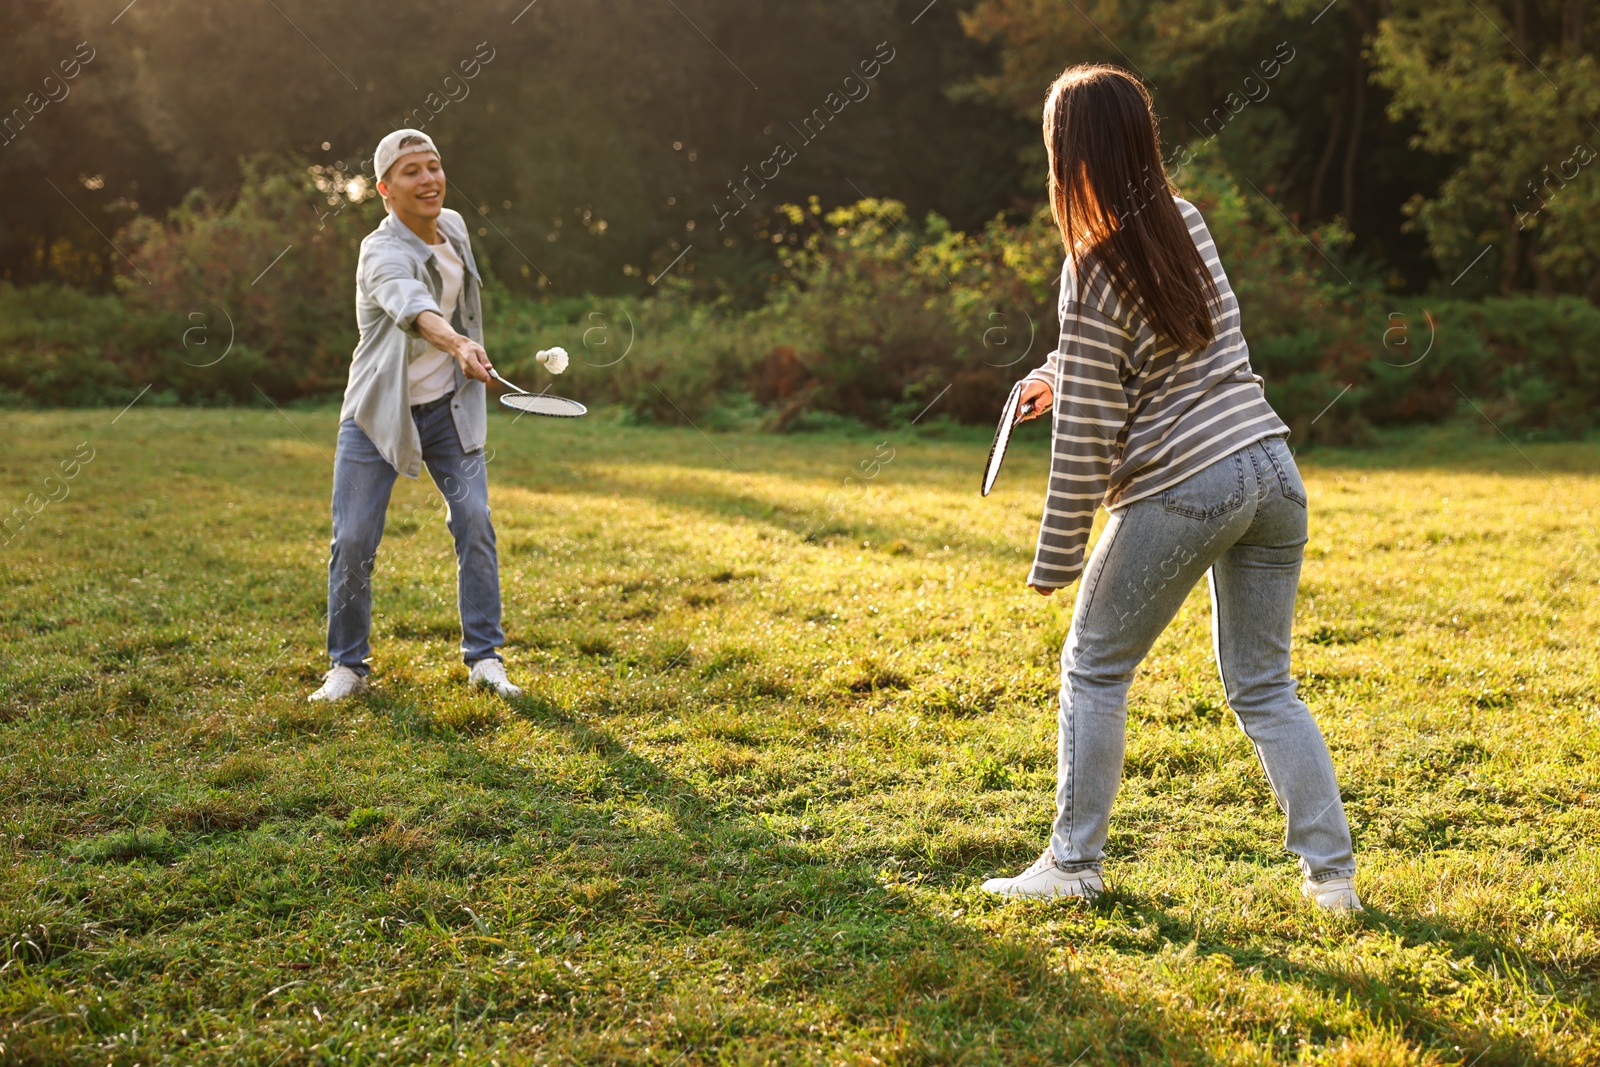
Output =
[
  {"x1": 454, "y1": 689, "x2": 1581, "y2": 1063},
  {"x1": 7, "y1": 676, "x2": 1576, "y2": 1063},
  {"x1": 398, "y1": 689, "x2": 1202, "y2": 1063},
  {"x1": 465, "y1": 686, "x2": 1599, "y2": 1061}
]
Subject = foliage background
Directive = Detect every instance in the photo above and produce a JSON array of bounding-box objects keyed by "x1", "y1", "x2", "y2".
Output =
[{"x1": 3, "y1": 0, "x2": 1600, "y2": 439}]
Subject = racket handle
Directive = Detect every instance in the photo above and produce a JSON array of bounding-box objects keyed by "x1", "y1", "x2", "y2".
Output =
[
  {"x1": 1018, "y1": 399, "x2": 1036, "y2": 418},
  {"x1": 489, "y1": 368, "x2": 528, "y2": 393}
]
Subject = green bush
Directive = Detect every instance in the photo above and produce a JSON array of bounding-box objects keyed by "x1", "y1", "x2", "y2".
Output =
[
  {"x1": 741, "y1": 145, "x2": 1389, "y2": 438},
  {"x1": 1367, "y1": 295, "x2": 1600, "y2": 438},
  {"x1": 1169, "y1": 147, "x2": 1384, "y2": 444},
  {"x1": 3, "y1": 150, "x2": 1596, "y2": 442},
  {"x1": 116, "y1": 157, "x2": 383, "y2": 403},
  {"x1": 482, "y1": 280, "x2": 774, "y2": 427},
  {"x1": 724, "y1": 196, "x2": 1060, "y2": 429},
  {"x1": 0, "y1": 158, "x2": 382, "y2": 409},
  {"x1": 0, "y1": 283, "x2": 163, "y2": 407}
]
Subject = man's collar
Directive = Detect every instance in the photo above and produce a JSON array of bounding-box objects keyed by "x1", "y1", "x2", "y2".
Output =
[
  {"x1": 377, "y1": 209, "x2": 478, "y2": 282},
  {"x1": 379, "y1": 210, "x2": 439, "y2": 260}
]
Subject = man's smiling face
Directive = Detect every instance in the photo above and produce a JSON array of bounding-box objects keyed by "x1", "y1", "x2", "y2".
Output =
[{"x1": 379, "y1": 151, "x2": 446, "y2": 221}]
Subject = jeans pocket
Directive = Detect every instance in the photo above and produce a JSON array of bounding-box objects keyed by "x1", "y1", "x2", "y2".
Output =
[
  {"x1": 1160, "y1": 452, "x2": 1247, "y2": 519},
  {"x1": 1262, "y1": 435, "x2": 1307, "y2": 506}
]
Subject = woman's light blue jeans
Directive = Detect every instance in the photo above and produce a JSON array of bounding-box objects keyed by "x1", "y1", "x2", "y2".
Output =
[
  {"x1": 326, "y1": 398, "x2": 504, "y2": 676},
  {"x1": 1050, "y1": 435, "x2": 1356, "y2": 883}
]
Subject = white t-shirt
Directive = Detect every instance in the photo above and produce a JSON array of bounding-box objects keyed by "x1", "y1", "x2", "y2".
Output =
[{"x1": 407, "y1": 238, "x2": 465, "y2": 406}]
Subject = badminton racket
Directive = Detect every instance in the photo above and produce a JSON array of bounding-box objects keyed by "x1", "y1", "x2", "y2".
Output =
[
  {"x1": 980, "y1": 381, "x2": 1036, "y2": 496},
  {"x1": 489, "y1": 366, "x2": 588, "y2": 418}
]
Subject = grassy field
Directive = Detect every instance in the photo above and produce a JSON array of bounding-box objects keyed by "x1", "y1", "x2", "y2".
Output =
[{"x1": 1, "y1": 406, "x2": 1597, "y2": 1066}]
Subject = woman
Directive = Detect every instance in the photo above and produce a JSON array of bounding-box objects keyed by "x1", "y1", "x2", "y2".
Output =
[{"x1": 981, "y1": 65, "x2": 1361, "y2": 911}]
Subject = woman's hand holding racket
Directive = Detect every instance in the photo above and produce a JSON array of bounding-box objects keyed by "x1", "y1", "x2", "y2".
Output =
[{"x1": 1017, "y1": 379, "x2": 1053, "y2": 422}]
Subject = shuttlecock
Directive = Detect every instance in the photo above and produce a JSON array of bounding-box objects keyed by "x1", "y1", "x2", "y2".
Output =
[{"x1": 536, "y1": 347, "x2": 569, "y2": 375}]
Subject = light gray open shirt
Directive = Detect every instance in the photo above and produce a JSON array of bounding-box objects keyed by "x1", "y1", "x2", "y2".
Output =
[{"x1": 339, "y1": 207, "x2": 487, "y2": 478}]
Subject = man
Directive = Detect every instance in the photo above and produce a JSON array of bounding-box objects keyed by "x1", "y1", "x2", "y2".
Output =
[{"x1": 309, "y1": 128, "x2": 522, "y2": 702}]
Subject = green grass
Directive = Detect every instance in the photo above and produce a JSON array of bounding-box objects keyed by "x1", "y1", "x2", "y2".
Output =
[{"x1": 1, "y1": 408, "x2": 1597, "y2": 1065}]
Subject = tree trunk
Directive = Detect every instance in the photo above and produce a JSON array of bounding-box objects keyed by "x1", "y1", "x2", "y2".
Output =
[
  {"x1": 1583, "y1": 262, "x2": 1600, "y2": 302},
  {"x1": 1340, "y1": 56, "x2": 1367, "y2": 226},
  {"x1": 1500, "y1": 205, "x2": 1522, "y2": 294},
  {"x1": 1564, "y1": 0, "x2": 1586, "y2": 52},
  {"x1": 1513, "y1": 0, "x2": 1528, "y2": 51},
  {"x1": 1529, "y1": 243, "x2": 1557, "y2": 294},
  {"x1": 1310, "y1": 81, "x2": 1347, "y2": 218}
]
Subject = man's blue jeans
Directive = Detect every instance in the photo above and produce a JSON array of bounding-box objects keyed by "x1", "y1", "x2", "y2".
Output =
[
  {"x1": 326, "y1": 397, "x2": 504, "y2": 675},
  {"x1": 1050, "y1": 435, "x2": 1357, "y2": 883}
]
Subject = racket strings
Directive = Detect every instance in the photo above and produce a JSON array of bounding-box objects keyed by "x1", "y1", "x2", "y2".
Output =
[
  {"x1": 499, "y1": 392, "x2": 587, "y2": 417},
  {"x1": 981, "y1": 382, "x2": 1025, "y2": 495}
]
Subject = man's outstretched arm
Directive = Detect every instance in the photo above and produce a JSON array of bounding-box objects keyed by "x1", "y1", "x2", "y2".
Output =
[{"x1": 416, "y1": 310, "x2": 493, "y2": 384}]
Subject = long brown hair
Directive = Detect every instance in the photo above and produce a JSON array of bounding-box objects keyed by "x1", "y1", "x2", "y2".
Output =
[{"x1": 1043, "y1": 64, "x2": 1220, "y2": 352}]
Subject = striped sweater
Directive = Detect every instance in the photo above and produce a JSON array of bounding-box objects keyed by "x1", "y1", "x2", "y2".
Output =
[{"x1": 1023, "y1": 195, "x2": 1290, "y2": 589}]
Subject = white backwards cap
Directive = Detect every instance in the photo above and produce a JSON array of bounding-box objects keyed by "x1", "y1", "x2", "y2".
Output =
[{"x1": 373, "y1": 128, "x2": 440, "y2": 184}]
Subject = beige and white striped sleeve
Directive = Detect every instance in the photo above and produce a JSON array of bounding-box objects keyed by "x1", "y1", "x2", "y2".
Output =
[{"x1": 1027, "y1": 272, "x2": 1134, "y2": 588}]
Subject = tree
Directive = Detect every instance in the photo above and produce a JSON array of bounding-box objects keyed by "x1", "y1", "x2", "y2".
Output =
[
  {"x1": 957, "y1": 0, "x2": 1451, "y2": 289},
  {"x1": 1373, "y1": 0, "x2": 1600, "y2": 297},
  {"x1": 0, "y1": 0, "x2": 178, "y2": 286},
  {"x1": 18, "y1": 0, "x2": 1033, "y2": 295}
]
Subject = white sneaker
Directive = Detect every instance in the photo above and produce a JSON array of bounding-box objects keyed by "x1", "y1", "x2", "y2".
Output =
[
  {"x1": 468, "y1": 658, "x2": 522, "y2": 699},
  {"x1": 308, "y1": 665, "x2": 369, "y2": 703},
  {"x1": 1302, "y1": 875, "x2": 1364, "y2": 912},
  {"x1": 981, "y1": 850, "x2": 1104, "y2": 900}
]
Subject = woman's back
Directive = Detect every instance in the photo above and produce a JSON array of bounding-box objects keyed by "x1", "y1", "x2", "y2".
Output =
[
  {"x1": 1070, "y1": 195, "x2": 1289, "y2": 509},
  {"x1": 1024, "y1": 195, "x2": 1290, "y2": 589}
]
